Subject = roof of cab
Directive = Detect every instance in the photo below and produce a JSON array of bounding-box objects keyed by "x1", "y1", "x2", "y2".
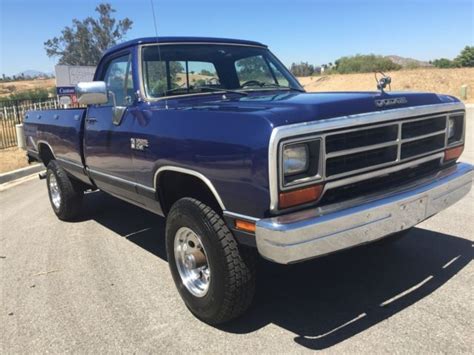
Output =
[{"x1": 104, "y1": 37, "x2": 267, "y2": 56}]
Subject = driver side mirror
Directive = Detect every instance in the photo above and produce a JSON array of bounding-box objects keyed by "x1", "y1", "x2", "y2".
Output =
[
  {"x1": 76, "y1": 81, "x2": 108, "y2": 105},
  {"x1": 76, "y1": 81, "x2": 127, "y2": 126}
]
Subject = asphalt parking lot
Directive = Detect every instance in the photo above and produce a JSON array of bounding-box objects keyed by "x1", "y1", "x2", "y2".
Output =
[{"x1": 1, "y1": 109, "x2": 473, "y2": 353}]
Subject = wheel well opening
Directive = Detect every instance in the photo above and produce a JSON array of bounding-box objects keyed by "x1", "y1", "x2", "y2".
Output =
[
  {"x1": 157, "y1": 171, "x2": 223, "y2": 216},
  {"x1": 38, "y1": 144, "x2": 54, "y2": 167}
]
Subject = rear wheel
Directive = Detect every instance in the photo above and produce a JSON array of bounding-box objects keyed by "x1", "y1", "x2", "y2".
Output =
[
  {"x1": 46, "y1": 161, "x2": 83, "y2": 221},
  {"x1": 166, "y1": 198, "x2": 256, "y2": 325}
]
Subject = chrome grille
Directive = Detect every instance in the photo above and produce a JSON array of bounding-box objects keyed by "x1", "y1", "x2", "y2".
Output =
[
  {"x1": 270, "y1": 103, "x2": 466, "y2": 213},
  {"x1": 323, "y1": 113, "x2": 455, "y2": 179}
]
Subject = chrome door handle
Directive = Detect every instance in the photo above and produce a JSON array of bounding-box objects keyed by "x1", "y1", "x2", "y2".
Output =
[{"x1": 86, "y1": 117, "x2": 97, "y2": 124}]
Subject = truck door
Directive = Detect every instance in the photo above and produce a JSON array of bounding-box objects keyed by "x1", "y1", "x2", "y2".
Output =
[{"x1": 84, "y1": 51, "x2": 139, "y2": 202}]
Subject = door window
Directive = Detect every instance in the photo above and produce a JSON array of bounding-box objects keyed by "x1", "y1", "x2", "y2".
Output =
[{"x1": 102, "y1": 54, "x2": 133, "y2": 106}]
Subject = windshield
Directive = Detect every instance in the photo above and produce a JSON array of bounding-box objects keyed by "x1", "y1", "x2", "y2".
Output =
[{"x1": 141, "y1": 44, "x2": 303, "y2": 99}]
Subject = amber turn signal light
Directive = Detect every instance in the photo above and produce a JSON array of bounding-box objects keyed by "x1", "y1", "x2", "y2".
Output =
[
  {"x1": 279, "y1": 184, "x2": 324, "y2": 209},
  {"x1": 444, "y1": 145, "x2": 464, "y2": 161},
  {"x1": 235, "y1": 219, "x2": 256, "y2": 233}
]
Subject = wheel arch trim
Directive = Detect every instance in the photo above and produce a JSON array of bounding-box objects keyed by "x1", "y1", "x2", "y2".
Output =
[
  {"x1": 36, "y1": 140, "x2": 57, "y2": 163},
  {"x1": 37, "y1": 140, "x2": 56, "y2": 158},
  {"x1": 154, "y1": 166, "x2": 226, "y2": 210}
]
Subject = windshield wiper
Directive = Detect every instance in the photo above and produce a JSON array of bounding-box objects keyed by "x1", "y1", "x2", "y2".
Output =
[
  {"x1": 161, "y1": 85, "x2": 248, "y2": 97},
  {"x1": 260, "y1": 83, "x2": 306, "y2": 92},
  {"x1": 162, "y1": 85, "x2": 188, "y2": 96},
  {"x1": 241, "y1": 81, "x2": 305, "y2": 93},
  {"x1": 197, "y1": 86, "x2": 248, "y2": 96}
]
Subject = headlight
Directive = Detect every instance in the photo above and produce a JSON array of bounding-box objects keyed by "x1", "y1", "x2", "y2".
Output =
[
  {"x1": 283, "y1": 144, "x2": 309, "y2": 176},
  {"x1": 280, "y1": 138, "x2": 322, "y2": 188},
  {"x1": 448, "y1": 117, "x2": 455, "y2": 139},
  {"x1": 447, "y1": 114, "x2": 464, "y2": 145}
]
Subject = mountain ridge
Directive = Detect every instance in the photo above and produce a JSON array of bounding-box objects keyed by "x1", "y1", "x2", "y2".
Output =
[{"x1": 385, "y1": 55, "x2": 433, "y2": 68}]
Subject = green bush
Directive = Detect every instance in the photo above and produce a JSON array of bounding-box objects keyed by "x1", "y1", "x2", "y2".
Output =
[
  {"x1": 431, "y1": 58, "x2": 456, "y2": 68},
  {"x1": 334, "y1": 54, "x2": 402, "y2": 74},
  {"x1": 431, "y1": 46, "x2": 474, "y2": 68},
  {"x1": 7, "y1": 88, "x2": 52, "y2": 101}
]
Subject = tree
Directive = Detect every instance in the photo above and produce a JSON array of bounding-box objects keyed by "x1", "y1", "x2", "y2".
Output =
[
  {"x1": 44, "y1": 3, "x2": 133, "y2": 66},
  {"x1": 236, "y1": 56, "x2": 270, "y2": 81},
  {"x1": 455, "y1": 46, "x2": 474, "y2": 67},
  {"x1": 147, "y1": 61, "x2": 184, "y2": 95}
]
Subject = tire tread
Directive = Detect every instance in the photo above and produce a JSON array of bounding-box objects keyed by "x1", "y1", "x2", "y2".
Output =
[
  {"x1": 168, "y1": 198, "x2": 256, "y2": 324},
  {"x1": 47, "y1": 160, "x2": 83, "y2": 221}
]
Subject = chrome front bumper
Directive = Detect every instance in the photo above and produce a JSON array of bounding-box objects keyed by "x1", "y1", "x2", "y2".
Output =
[{"x1": 256, "y1": 163, "x2": 473, "y2": 264}]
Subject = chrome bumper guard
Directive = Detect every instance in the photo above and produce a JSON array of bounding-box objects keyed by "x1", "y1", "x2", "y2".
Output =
[{"x1": 256, "y1": 163, "x2": 473, "y2": 264}]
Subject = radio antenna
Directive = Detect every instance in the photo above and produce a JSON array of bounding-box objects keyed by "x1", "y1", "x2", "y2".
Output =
[{"x1": 149, "y1": 0, "x2": 167, "y2": 107}]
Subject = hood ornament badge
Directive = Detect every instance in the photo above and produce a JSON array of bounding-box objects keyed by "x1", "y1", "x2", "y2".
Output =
[
  {"x1": 375, "y1": 97, "x2": 408, "y2": 108},
  {"x1": 375, "y1": 71, "x2": 392, "y2": 93},
  {"x1": 374, "y1": 71, "x2": 407, "y2": 107}
]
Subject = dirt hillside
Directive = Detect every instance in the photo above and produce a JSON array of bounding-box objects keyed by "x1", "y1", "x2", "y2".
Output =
[
  {"x1": 0, "y1": 78, "x2": 55, "y2": 98},
  {"x1": 298, "y1": 68, "x2": 474, "y2": 103}
]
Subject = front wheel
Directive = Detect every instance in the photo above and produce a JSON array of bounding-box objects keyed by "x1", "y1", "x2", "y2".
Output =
[
  {"x1": 46, "y1": 161, "x2": 83, "y2": 221},
  {"x1": 165, "y1": 198, "x2": 256, "y2": 325}
]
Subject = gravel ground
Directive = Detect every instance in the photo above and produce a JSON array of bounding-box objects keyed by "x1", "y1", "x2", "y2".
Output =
[{"x1": 1, "y1": 109, "x2": 473, "y2": 354}]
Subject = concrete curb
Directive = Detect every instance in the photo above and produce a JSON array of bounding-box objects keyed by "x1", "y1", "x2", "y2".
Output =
[{"x1": 0, "y1": 164, "x2": 45, "y2": 184}]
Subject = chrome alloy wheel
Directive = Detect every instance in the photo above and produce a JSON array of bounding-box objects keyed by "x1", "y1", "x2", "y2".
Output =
[
  {"x1": 49, "y1": 174, "x2": 61, "y2": 209},
  {"x1": 174, "y1": 227, "x2": 211, "y2": 297}
]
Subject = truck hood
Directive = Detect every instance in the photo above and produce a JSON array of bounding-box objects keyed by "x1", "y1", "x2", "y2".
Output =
[{"x1": 170, "y1": 90, "x2": 460, "y2": 127}]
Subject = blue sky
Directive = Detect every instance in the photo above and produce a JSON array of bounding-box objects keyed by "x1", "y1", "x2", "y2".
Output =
[{"x1": 1, "y1": 0, "x2": 473, "y2": 76}]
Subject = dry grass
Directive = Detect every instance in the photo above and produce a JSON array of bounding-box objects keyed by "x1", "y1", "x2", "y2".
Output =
[
  {"x1": 298, "y1": 68, "x2": 474, "y2": 103},
  {"x1": 0, "y1": 147, "x2": 34, "y2": 173},
  {"x1": 0, "y1": 78, "x2": 56, "y2": 97}
]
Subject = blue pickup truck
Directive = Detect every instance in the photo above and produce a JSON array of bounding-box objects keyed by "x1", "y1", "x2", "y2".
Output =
[{"x1": 24, "y1": 37, "x2": 472, "y2": 324}]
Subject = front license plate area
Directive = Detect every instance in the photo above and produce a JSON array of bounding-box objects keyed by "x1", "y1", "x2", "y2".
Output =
[{"x1": 397, "y1": 196, "x2": 428, "y2": 230}]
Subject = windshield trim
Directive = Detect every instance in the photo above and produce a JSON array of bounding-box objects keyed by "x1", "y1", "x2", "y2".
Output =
[{"x1": 137, "y1": 43, "x2": 302, "y2": 102}]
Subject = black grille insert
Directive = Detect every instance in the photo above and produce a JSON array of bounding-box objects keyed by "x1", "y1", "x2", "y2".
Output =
[
  {"x1": 320, "y1": 159, "x2": 442, "y2": 206},
  {"x1": 325, "y1": 124, "x2": 398, "y2": 153},
  {"x1": 326, "y1": 146, "x2": 397, "y2": 177},
  {"x1": 402, "y1": 116, "x2": 446, "y2": 139},
  {"x1": 401, "y1": 133, "x2": 445, "y2": 159}
]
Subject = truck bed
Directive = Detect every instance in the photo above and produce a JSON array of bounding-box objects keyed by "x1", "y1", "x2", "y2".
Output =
[{"x1": 24, "y1": 108, "x2": 88, "y2": 182}]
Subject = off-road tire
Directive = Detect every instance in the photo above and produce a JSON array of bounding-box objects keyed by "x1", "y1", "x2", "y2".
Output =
[
  {"x1": 46, "y1": 160, "x2": 83, "y2": 221},
  {"x1": 166, "y1": 198, "x2": 256, "y2": 325}
]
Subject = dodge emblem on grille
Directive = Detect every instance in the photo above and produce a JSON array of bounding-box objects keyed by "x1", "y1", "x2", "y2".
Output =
[{"x1": 375, "y1": 97, "x2": 408, "y2": 108}]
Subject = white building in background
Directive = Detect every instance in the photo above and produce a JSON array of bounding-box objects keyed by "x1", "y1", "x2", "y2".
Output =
[{"x1": 55, "y1": 65, "x2": 95, "y2": 104}]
